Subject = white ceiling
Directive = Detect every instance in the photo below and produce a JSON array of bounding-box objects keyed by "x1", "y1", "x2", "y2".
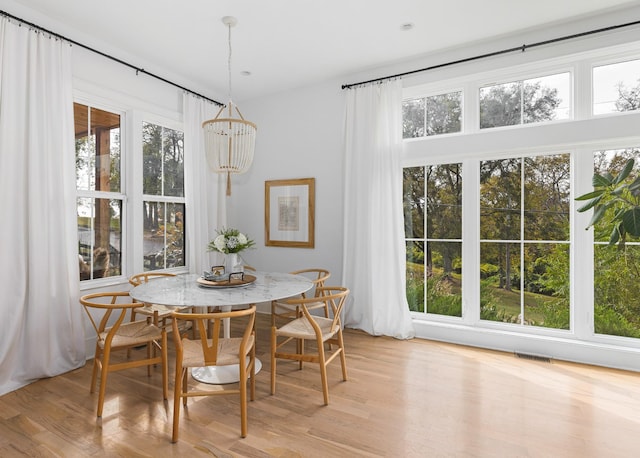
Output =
[{"x1": 3, "y1": 0, "x2": 640, "y2": 102}]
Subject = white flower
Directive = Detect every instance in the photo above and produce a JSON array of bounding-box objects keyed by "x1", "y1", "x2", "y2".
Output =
[
  {"x1": 237, "y1": 233, "x2": 248, "y2": 245},
  {"x1": 214, "y1": 234, "x2": 226, "y2": 252}
]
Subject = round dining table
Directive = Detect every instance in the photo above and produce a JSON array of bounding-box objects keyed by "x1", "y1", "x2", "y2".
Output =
[{"x1": 129, "y1": 271, "x2": 313, "y2": 384}]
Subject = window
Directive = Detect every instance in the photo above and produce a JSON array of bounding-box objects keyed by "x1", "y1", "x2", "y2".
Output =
[
  {"x1": 403, "y1": 91, "x2": 462, "y2": 138},
  {"x1": 75, "y1": 104, "x2": 186, "y2": 281},
  {"x1": 479, "y1": 154, "x2": 570, "y2": 329},
  {"x1": 404, "y1": 164, "x2": 462, "y2": 316},
  {"x1": 75, "y1": 103, "x2": 122, "y2": 280},
  {"x1": 142, "y1": 121, "x2": 185, "y2": 271},
  {"x1": 401, "y1": 41, "x2": 640, "y2": 369},
  {"x1": 592, "y1": 147, "x2": 640, "y2": 338},
  {"x1": 479, "y1": 72, "x2": 570, "y2": 129},
  {"x1": 593, "y1": 59, "x2": 640, "y2": 115}
]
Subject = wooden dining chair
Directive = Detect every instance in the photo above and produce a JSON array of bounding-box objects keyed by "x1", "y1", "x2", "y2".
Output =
[
  {"x1": 271, "y1": 286, "x2": 349, "y2": 405},
  {"x1": 271, "y1": 268, "x2": 331, "y2": 326},
  {"x1": 80, "y1": 291, "x2": 168, "y2": 417},
  {"x1": 171, "y1": 305, "x2": 257, "y2": 442}
]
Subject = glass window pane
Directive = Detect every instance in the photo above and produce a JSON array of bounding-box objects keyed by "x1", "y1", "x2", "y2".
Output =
[
  {"x1": 594, "y1": 244, "x2": 640, "y2": 338},
  {"x1": 77, "y1": 197, "x2": 122, "y2": 280},
  {"x1": 523, "y1": 154, "x2": 570, "y2": 241},
  {"x1": 592, "y1": 147, "x2": 640, "y2": 338},
  {"x1": 143, "y1": 201, "x2": 185, "y2": 271},
  {"x1": 523, "y1": 243, "x2": 570, "y2": 329},
  {"x1": 592, "y1": 148, "x2": 640, "y2": 242},
  {"x1": 403, "y1": 167, "x2": 425, "y2": 239},
  {"x1": 479, "y1": 81, "x2": 522, "y2": 129},
  {"x1": 143, "y1": 122, "x2": 163, "y2": 196},
  {"x1": 523, "y1": 73, "x2": 570, "y2": 123},
  {"x1": 162, "y1": 127, "x2": 185, "y2": 197},
  {"x1": 480, "y1": 242, "x2": 521, "y2": 323},
  {"x1": 143, "y1": 122, "x2": 185, "y2": 198},
  {"x1": 405, "y1": 162, "x2": 463, "y2": 317},
  {"x1": 402, "y1": 98, "x2": 425, "y2": 138},
  {"x1": 480, "y1": 158, "x2": 521, "y2": 240},
  {"x1": 425, "y1": 92, "x2": 461, "y2": 135},
  {"x1": 480, "y1": 73, "x2": 569, "y2": 129},
  {"x1": 406, "y1": 240, "x2": 425, "y2": 312},
  {"x1": 480, "y1": 153, "x2": 570, "y2": 330},
  {"x1": 426, "y1": 241, "x2": 462, "y2": 317},
  {"x1": 74, "y1": 103, "x2": 120, "y2": 192},
  {"x1": 426, "y1": 164, "x2": 462, "y2": 239},
  {"x1": 593, "y1": 59, "x2": 640, "y2": 115}
]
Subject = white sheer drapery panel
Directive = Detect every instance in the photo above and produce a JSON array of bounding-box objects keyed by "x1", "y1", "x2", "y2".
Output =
[
  {"x1": 0, "y1": 18, "x2": 86, "y2": 395},
  {"x1": 183, "y1": 94, "x2": 227, "y2": 273},
  {"x1": 342, "y1": 80, "x2": 415, "y2": 339}
]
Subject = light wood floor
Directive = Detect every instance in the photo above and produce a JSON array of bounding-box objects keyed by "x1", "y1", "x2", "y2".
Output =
[{"x1": 1, "y1": 313, "x2": 639, "y2": 457}]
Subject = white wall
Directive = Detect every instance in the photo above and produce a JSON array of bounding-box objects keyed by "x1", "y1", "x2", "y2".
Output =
[{"x1": 228, "y1": 81, "x2": 346, "y2": 285}]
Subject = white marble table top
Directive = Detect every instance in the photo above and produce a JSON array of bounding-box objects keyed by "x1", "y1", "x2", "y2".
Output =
[{"x1": 129, "y1": 271, "x2": 313, "y2": 307}]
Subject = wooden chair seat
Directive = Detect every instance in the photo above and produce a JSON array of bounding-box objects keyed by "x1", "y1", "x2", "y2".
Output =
[
  {"x1": 97, "y1": 320, "x2": 163, "y2": 348},
  {"x1": 180, "y1": 335, "x2": 255, "y2": 367},
  {"x1": 275, "y1": 315, "x2": 337, "y2": 341}
]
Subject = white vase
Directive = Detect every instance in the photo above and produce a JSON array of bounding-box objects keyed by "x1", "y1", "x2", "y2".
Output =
[{"x1": 225, "y1": 253, "x2": 243, "y2": 275}]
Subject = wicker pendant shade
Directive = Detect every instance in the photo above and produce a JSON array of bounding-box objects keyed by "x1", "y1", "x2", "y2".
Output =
[
  {"x1": 203, "y1": 16, "x2": 256, "y2": 196},
  {"x1": 203, "y1": 102, "x2": 256, "y2": 195}
]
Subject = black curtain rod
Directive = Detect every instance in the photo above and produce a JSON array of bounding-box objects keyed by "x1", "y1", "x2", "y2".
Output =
[
  {"x1": 342, "y1": 18, "x2": 640, "y2": 89},
  {"x1": 0, "y1": 9, "x2": 224, "y2": 106}
]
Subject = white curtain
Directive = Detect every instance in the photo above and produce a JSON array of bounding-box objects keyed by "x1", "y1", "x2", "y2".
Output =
[
  {"x1": 183, "y1": 94, "x2": 227, "y2": 273},
  {"x1": 342, "y1": 80, "x2": 415, "y2": 339},
  {"x1": 0, "y1": 18, "x2": 85, "y2": 395}
]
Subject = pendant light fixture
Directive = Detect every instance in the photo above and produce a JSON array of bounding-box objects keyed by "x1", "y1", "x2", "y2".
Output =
[{"x1": 203, "y1": 16, "x2": 257, "y2": 196}]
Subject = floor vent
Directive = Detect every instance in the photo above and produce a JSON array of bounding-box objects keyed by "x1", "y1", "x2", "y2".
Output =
[{"x1": 514, "y1": 352, "x2": 551, "y2": 363}]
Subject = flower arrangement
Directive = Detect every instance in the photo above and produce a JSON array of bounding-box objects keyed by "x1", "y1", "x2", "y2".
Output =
[{"x1": 207, "y1": 228, "x2": 255, "y2": 254}]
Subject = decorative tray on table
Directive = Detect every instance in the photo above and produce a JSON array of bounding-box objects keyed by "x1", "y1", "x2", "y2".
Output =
[{"x1": 196, "y1": 271, "x2": 257, "y2": 288}]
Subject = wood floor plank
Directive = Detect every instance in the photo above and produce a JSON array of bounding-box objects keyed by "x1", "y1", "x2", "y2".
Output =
[{"x1": 1, "y1": 313, "x2": 639, "y2": 457}]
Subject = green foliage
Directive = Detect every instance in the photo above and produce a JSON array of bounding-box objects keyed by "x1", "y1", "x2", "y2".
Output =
[
  {"x1": 406, "y1": 242, "x2": 424, "y2": 264},
  {"x1": 425, "y1": 275, "x2": 461, "y2": 317},
  {"x1": 405, "y1": 261, "x2": 424, "y2": 312},
  {"x1": 594, "y1": 305, "x2": 640, "y2": 338},
  {"x1": 480, "y1": 279, "x2": 502, "y2": 320},
  {"x1": 576, "y1": 158, "x2": 640, "y2": 248},
  {"x1": 538, "y1": 298, "x2": 570, "y2": 329}
]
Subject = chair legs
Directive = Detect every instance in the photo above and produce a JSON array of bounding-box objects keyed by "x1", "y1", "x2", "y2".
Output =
[
  {"x1": 96, "y1": 346, "x2": 111, "y2": 417},
  {"x1": 173, "y1": 355, "x2": 256, "y2": 442},
  {"x1": 270, "y1": 327, "x2": 277, "y2": 396},
  {"x1": 271, "y1": 328, "x2": 347, "y2": 405},
  {"x1": 172, "y1": 368, "x2": 187, "y2": 443},
  {"x1": 89, "y1": 333, "x2": 168, "y2": 418}
]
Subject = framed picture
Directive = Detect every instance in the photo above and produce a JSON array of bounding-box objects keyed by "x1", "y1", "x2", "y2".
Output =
[{"x1": 265, "y1": 178, "x2": 315, "y2": 248}]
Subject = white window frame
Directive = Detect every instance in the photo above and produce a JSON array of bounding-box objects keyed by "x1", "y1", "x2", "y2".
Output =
[
  {"x1": 74, "y1": 97, "x2": 127, "y2": 287},
  {"x1": 75, "y1": 93, "x2": 188, "y2": 289},
  {"x1": 402, "y1": 40, "x2": 640, "y2": 371}
]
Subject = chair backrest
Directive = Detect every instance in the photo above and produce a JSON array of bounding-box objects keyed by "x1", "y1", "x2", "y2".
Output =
[
  {"x1": 129, "y1": 272, "x2": 176, "y2": 287},
  {"x1": 284, "y1": 286, "x2": 349, "y2": 333},
  {"x1": 171, "y1": 305, "x2": 256, "y2": 365},
  {"x1": 289, "y1": 268, "x2": 331, "y2": 298},
  {"x1": 80, "y1": 291, "x2": 143, "y2": 346}
]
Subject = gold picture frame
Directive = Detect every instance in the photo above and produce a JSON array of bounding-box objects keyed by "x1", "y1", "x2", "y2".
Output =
[{"x1": 265, "y1": 178, "x2": 315, "y2": 248}]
